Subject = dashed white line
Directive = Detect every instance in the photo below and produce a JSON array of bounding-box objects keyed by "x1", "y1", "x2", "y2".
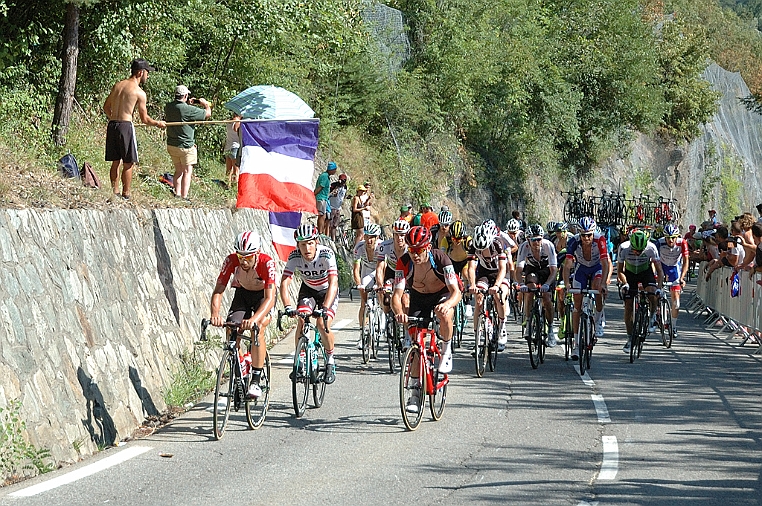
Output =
[
  {"x1": 599, "y1": 436, "x2": 619, "y2": 480},
  {"x1": 591, "y1": 394, "x2": 611, "y2": 423},
  {"x1": 9, "y1": 445, "x2": 153, "y2": 497}
]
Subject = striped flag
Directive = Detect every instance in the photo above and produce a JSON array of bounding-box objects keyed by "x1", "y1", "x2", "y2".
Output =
[{"x1": 236, "y1": 120, "x2": 320, "y2": 260}]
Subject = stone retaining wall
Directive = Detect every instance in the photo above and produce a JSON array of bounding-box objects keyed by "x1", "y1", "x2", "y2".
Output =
[{"x1": 0, "y1": 207, "x2": 293, "y2": 467}]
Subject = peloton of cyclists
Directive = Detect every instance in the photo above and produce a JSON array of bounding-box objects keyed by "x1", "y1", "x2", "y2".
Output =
[
  {"x1": 617, "y1": 229, "x2": 664, "y2": 354},
  {"x1": 654, "y1": 223, "x2": 689, "y2": 337},
  {"x1": 562, "y1": 217, "x2": 610, "y2": 360},
  {"x1": 280, "y1": 223, "x2": 340, "y2": 384},
  {"x1": 210, "y1": 230, "x2": 277, "y2": 399}
]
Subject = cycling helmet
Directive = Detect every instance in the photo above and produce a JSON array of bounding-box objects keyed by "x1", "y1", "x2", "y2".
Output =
[
  {"x1": 664, "y1": 223, "x2": 680, "y2": 237},
  {"x1": 546, "y1": 221, "x2": 557, "y2": 233},
  {"x1": 527, "y1": 224, "x2": 544, "y2": 238},
  {"x1": 554, "y1": 221, "x2": 568, "y2": 232},
  {"x1": 630, "y1": 230, "x2": 649, "y2": 251},
  {"x1": 234, "y1": 231, "x2": 261, "y2": 254},
  {"x1": 473, "y1": 225, "x2": 496, "y2": 250},
  {"x1": 406, "y1": 226, "x2": 432, "y2": 248},
  {"x1": 364, "y1": 223, "x2": 381, "y2": 237},
  {"x1": 294, "y1": 223, "x2": 318, "y2": 242},
  {"x1": 438, "y1": 210, "x2": 453, "y2": 226},
  {"x1": 578, "y1": 217, "x2": 597, "y2": 233},
  {"x1": 481, "y1": 219, "x2": 499, "y2": 237},
  {"x1": 505, "y1": 219, "x2": 521, "y2": 232},
  {"x1": 450, "y1": 220, "x2": 466, "y2": 239},
  {"x1": 392, "y1": 219, "x2": 410, "y2": 235}
]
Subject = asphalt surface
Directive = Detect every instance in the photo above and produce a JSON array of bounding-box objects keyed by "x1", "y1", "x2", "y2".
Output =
[{"x1": 2, "y1": 283, "x2": 761, "y2": 505}]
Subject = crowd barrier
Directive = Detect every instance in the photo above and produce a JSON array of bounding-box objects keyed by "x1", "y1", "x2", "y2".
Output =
[{"x1": 688, "y1": 262, "x2": 762, "y2": 354}]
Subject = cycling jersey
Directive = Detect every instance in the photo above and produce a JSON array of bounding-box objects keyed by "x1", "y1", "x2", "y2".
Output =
[
  {"x1": 495, "y1": 231, "x2": 517, "y2": 254},
  {"x1": 516, "y1": 239, "x2": 557, "y2": 270},
  {"x1": 468, "y1": 238, "x2": 506, "y2": 272},
  {"x1": 217, "y1": 253, "x2": 277, "y2": 290},
  {"x1": 376, "y1": 238, "x2": 406, "y2": 273},
  {"x1": 283, "y1": 244, "x2": 338, "y2": 290},
  {"x1": 617, "y1": 241, "x2": 659, "y2": 274},
  {"x1": 354, "y1": 240, "x2": 379, "y2": 279},
  {"x1": 394, "y1": 249, "x2": 459, "y2": 293},
  {"x1": 443, "y1": 235, "x2": 472, "y2": 262},
  {"x1": 655, "y1": 237, "x2": 689, "y2": 267},
  {"x1": 565, "y1": 233, "x2": 609, "y2": 268}
]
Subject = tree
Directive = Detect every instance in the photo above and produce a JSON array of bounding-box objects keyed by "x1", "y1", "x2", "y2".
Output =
[{"x1": 51, "y1": 1, "x2": 79, "y2": 146}]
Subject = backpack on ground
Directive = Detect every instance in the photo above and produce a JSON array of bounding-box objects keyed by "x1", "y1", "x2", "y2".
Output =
[
  {"x1": 58, "y1": 153, "x2": 80, "y2": 180},
  {"x1": 81, "y1": 161, "x2": 101, "y2": 189}
]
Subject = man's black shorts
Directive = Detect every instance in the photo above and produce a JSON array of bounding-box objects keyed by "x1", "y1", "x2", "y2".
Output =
[
  {"x1": 524, "y1": 265, "x2": 554, "y2": 287},
  {"x1": 622, "y1": 269, "x2": 657, "y2": 299},
  {"x1": 408, "y1": 288, "x2": 449, "y2": 320},
  {"x1": 105, "y1": 121, "x2": 139, "y2": 163},
  {"x1": 226, "y1": 287, "x2": 265, "y2": 323}
]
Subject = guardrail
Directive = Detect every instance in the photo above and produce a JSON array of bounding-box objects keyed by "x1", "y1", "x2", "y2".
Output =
[{"x1": 687, "y1": 262, "x2": 762, "y2": 354}]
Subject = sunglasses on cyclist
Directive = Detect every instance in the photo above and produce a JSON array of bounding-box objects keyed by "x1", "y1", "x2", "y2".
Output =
[
  {"x1": 236, "y1": 252, "x2": 256, "y2": 261},
  {"x1": 580, "y1": 233, "x2": 593, "y2": 238},
  {"x1": 530, "y1": 237, "x2": 543, "y2": 242},
  {"x1": 409, "y1": 245, "x2": 429, "y2": 255}
]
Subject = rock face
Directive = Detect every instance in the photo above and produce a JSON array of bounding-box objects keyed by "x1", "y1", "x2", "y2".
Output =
[
  {"x1": 0, "y1": 208, "x2": 296, "y2": 468},
  {"x1": 596, "y1": 62, "x2": 762, "y2": 227}
]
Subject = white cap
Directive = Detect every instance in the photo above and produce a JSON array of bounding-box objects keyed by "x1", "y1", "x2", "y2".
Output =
[{"x1": 175, "y1": 85, "x2": 190, "y2": 98}]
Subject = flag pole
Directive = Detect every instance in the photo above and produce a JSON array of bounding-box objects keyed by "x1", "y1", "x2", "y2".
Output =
[{"x1": 136, "y1": 118, "x2": 320, "y2": 127}]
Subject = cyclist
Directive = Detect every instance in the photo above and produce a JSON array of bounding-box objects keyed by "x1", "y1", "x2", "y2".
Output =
[
  {"x1": 552, "y1": 222, "x2": 569, "y2": 253},
  {"x1": 432, "y1": 210, "x2": 454, "y2": 250},
  {"x1": 505, "y1": 218, "x2": 523, "y2": 254},
  {"x1": 655, "y1": 223, "x2": 689, "y2": 336},
  {"x1": 617, "y1": 229, "x2": 664, "y2": 353},
  {"x1": 392, "y1": 226, "x2": 462, "y2": 378},
  {"x1": 468, "y1": 224, "x2": 510, "y2": 350},
  {"x1": 280, "y1": 223, "x2": 339, "y2": 384},
  {"x1": 515, "y1": 224, "x2": 558, "y2": 346},
  {"x1": 485, "y1": 218, "x2": 517, "y2": 318},
  {"x1": 354, "y1": 223, "x2": 382, "y2": 350},
  {"x1": 376, "y1": 219, "x2": 410, "y2": 316},
  {"x1": 562, "y1": 217, "x2": 610, "y2": 359},
  {"x1": 210, "y1": 231, "x2": 276, "y2": 399}
]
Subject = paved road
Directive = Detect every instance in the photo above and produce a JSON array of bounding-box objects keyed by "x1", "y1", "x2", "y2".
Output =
[{"x1": 2, "y1": 284, "x2": 760, "y2": 505}]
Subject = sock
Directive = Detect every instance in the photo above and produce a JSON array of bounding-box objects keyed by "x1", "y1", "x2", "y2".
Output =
[
  {"x1": 595, "y1": 310, "x2": 603, "y2": 324},
  {"x1": 327, "y1": 349, "x2": 335, "y2": 364},
  {"x1": 251, "y1": 368, "x2": 263, "y2": 385},
  {"x1": 441, "y1": 340, "x2": 452, "y2": 356}
]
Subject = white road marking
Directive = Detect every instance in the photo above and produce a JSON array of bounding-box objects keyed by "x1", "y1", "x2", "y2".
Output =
[
  {"x1": 599, "y1": 436, "x2": 619, "y2": 480},
  {"x1": 333, "y1": 318, "x2": 353, "y2": 330},
  {"x1": 580, "y1": 371, "x2": 595, "y2": 387},
  {"x1": 591, "y1": 395, "x2": 611, "y2": 423},
  {"x1": 577, "y1": 502, "x2": 599, "y2": 506},
  {"x1": 9, "y1": 446, "x2": 153, "y2": 497}
]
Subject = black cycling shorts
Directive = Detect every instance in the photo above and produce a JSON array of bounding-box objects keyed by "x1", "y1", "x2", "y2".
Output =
[
  {"x1": 226, "y1": 287, "x2": 265, "y2": 324},
  {"x1": 523, "y1": 265, "x2": 554, "y2": 287},
  {"x1": 622, "y1": 269, "x2": 657, "y2": 300},
  {"x1": 408, "y1": 288, "x2": 449, "y2": 320}
]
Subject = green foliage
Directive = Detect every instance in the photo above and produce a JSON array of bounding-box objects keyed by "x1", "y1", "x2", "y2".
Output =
[
  {"x1": 162, "y1": 344, "x2": 216, "y2": 408},
  {"x1": 1, "y1": 399, "x2": 54, "y2": 481},
  {"x1": 335, "y1": 254, "x2": 352, "y2": 292}
]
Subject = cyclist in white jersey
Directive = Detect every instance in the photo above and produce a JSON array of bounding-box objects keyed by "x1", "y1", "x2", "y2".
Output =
[
  {"x1": 617, "y1": 229, "x2": 663, "y2": 353},
  {"x1": 515, "y1": 224, "x2": 558, "y2": 346},
  {"x1": 655, "y1": 223, "x2": 689, "y2": 336},
  {"x1": 562, "y1": 217, "x2": 610, "y2": 358},
  {"x1": 376, "y1": 220, "x2": 410, "y2": 315},
  {"x1": 353, "y1": 223, "x2": 382, "y2": 348},
  {"x1": 468, "y1": 224, "x2": 510, "y2": 349},
  {"x1": 280, "y1": 223, "x2": 339, "y2": 384}
]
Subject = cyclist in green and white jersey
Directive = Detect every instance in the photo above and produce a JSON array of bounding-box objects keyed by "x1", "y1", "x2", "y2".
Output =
[{"x1": 617, "y1": 229, "x2": 664, "y2": 353}]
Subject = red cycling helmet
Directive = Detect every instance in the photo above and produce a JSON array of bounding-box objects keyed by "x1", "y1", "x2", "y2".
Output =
[{"x1": 406, "y1": 226, "x2": 432, "y2": 248}]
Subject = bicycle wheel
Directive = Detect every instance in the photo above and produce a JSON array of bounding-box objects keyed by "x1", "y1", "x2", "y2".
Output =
[
  {"x1": 453, "y1": 302, "x2": 464, "y2": 349},
  {"x1": 292, "y1": 337, "x2": 310, "y2": 417},
  {"x1": 387, "y1": 315, "x2": 397, "y2": 373},
  {"x1": 563, "y1": 305, "x2": 573, "y2": 361},
  {"x1": 369, "y1": 307, "x2": 379, "y2": 360},
  {"x1": 429, "y1": 355, "x2": 448, "y2": 421},
  {"x1": 528, "y1": 310, "x2": 541, "y2": 369},
  {"x1": 245, "y1": 351, "x2": 271, "y2": 430},
  {"x1": 538, "y1": 313, "x2": 546, "y2": 364},
  {"x1": 659, "y1": 299, "x2": 671, "y2": 348},
  {"x1": 213, "y1": 350, "x2": 233, "y2": 440},
  {"x1": 488, "y1": 319, "x2": 498, "y2": 372},
  {"x1": 313, "y1": 342, "x2": 327, "y2": 408},
  {"x1": 665, "y1": 307, "x2": 674, "y2": 349},
  {"x1": 579, "y1": 316, "x2": 587, "y2": 375},
  {"x1": 637, "y1": 309, "x2": 647, "y2": 359},
  {"x1": 474, "y1": 314, "x2": 487, "y2": 377},
  {"x1": 585, "y1": 316, "x2": 593, "y2": 371},
  {"x1": 400, "y1": 346, "x2": 424, "y2": 430},
  {"x1": 360, "y1": 308, "x2": 371, "y2": 364}
]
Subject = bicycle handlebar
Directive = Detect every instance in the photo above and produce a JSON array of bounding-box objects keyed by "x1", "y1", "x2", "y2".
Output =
[
  {"x1": 567, "y1": 288, "x2": 600, "y2": 295},
  {"x1": 276, "y1": 308, "x2": 327, "y2": 332},
  {"x1": 200, "y1": 318, "x2": 260, "y2": 346}
]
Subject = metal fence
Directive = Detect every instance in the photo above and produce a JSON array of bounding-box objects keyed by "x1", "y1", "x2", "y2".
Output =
[{"x1": 688, "y1": 262, "x2": 762, "y2": 354}]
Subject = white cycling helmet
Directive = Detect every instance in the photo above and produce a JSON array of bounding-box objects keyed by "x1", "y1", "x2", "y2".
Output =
[
  {"x1": 438, "y1": 210, "x2": 453, "y2": 226},
  {"x1": 234, "y1": 231, "x2": 261, "y2": 254},
  {"x1": 392, "y1": 219, "x2": 410, "y2": 235},
  {"x1": 473, "y1": 224, "x2": 496, "y2": 250},
  {"x1": 294, "y1": 223, "x2": 318, "y2": 242},
  {"x1": 505, "y1": 219, "x2": 521, "y2": 232},
  {"x1": 364, "y1": 223, "x2": 382, "y2": 237}
]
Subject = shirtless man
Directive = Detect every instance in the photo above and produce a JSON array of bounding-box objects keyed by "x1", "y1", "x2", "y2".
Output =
[{"x1": 103, "y1": 58, "x2": 166, "y2": 199}]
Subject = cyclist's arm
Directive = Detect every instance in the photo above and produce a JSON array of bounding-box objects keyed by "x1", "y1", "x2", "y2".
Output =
[
  {"x1": 514, "y1": 264, "x2": 524, "y2": 284},
  {"x1": 562, "y1": 258, "x2": 573, "y2": 288},
  {"x1": 616, "y1": 261, "x2": 627, "y2": 285},
  {"x1": 601, "y1": 257, "x2": 611, "y2": 287},
  {"x1": 210, "y1": 282, "x2": 227, "y2": 326},
  {"x1": 493, "y1": 258, "x2": 507, "y2": 289},
  {"x1": 653, "y1": 259, "x2": 665, "y2": 287},
  {"x1": 392, "y1": 264, "x2": 407, "y2": 322},
  {"x1": 680, "y1": 254, "x2": 689, "y2": 282},
  {"x1": 375, "y1": 259, "x2": 386, "y2": 288},
  {"x1": 280, "y1": 274, "x2": 294, "y2": 308},
  {"x1": 467, "y1": 258, "x2": 477, "y2": 290},
  {"x1": 323, "y1": 274, "x2": 339, "y2": 317},
  {"x1": 353, "y1": 259, "x2": 361, "y2": 287}
]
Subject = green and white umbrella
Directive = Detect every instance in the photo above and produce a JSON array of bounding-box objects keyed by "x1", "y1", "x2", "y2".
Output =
[{"x1": 224, "y1": 85, "x2": 315, "y2": 120}]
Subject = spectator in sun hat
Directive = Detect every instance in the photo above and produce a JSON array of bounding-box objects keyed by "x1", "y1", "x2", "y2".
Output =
[
  {"x1": 399, "y1": 204, "x2": 413, "y2": 223},
  {"x1": 351, "y1": 184, "x2": 369, "y2": 246},
  {"x1": 708, "y1": 209, "x2": 718, "y2": 226},
  {"x1": 314, "y1": 161, "x2": 337, "y2": 236}
]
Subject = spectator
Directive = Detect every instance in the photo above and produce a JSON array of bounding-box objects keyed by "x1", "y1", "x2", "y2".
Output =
[
  {"x1": 399, "y1": 205, "x2": 413, "y2": 223},
  {"x1": 683, "y1": 224, "x2": 696, "y2": 242},
  {"x1": 224, "y1": 112, "x2": 241, "y2": 187},
  {"x1": 756, "y1": 203, "x2": 762, "y2": 223},
  {"x1": 351, "y1": 185, "x2": 369, "y2": 246},
  {"x1": 745, "y1": 223, "x2": 762, "y2": 278},
  {"x1": 419, "y1": 203, "x2": 439, "y2": 230},
  {"x1": 738, "y1": 213, "x2": 756, "y2": 265},
  {"x1": 164, "y1": 85, "x2": 211, "y2": 200},
  {"x1": 708, "y1": 209, "x2": 719, "y2": 226},
  {"x1": 314, "y1": 161, "x2": 337, "y2": 235},
  {"x1": 361, "y1": 181, "x2": 374, "y2": 226},
  {"x1": 328, "y1": 173, "x2": 348, "y2": 240},
  {"x1": 512, "y1": 210, "x2": 528, "y2": 231},
  {"x1": 103, "y1": 58, "x2": 167, "y2": 199},
  {"x1": 705, "y1": 226, "x2": 741, "y2": 280}
]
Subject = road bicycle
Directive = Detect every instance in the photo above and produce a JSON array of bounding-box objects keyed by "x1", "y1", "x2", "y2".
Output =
[
  {"x1": 335, "y1": 216, "x2": 354, "y2": 251},
  {"x1": 558, "y1": 287, "x2": 575, "y2": 361},
  {"x1": 473, "y1": 289, "x2": 500, "y2": 377},
  {"x1": 201, "y1": 319, "x2": 271, "y2": 440},
  {"x1": 399, "y1": 314, "x2": 449, "y2": 431},
  {"x1": 452, "y1": 293, "x2": 469, "y2": 350},
  {"x1": 359, "y1": 280, "x2": 382, "y2": 363},
  {"x1": 506, "y1": 282, "x2": 521, "y2": 323},
  {"x1": 278, "y1": 307, "x2": 329, "y2": 418},
  {"x1": 523, "y1": 286, "x2": 547, "y2": 369},
  {"x1": 381, "y1": 282, "x2": 404, "y2": 373},
  {"x1": 657, "y1": 281, "x2": 679, "y2": 348},
  {"x1": 629, "y1": 284, "x2": 654, "y2": 363},
  {"x1": 568, "y1": 288, "x2": 599, "y2": 375}
]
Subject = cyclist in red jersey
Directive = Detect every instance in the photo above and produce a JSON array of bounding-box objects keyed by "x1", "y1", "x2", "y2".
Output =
[{"x1": 211, "y1": 231, "x2": 277, "y2": 399}]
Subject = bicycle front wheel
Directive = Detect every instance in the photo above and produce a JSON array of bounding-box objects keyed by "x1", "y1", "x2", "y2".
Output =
[
  {"x1": 474, "y1": 315, "x2": 487, "y2": 377},
  {"x1": 488, "y1": 320, "x2": 498, "y2": 372},
  {"x1": 528, "y1": 310, "x2": 541, "y2": 369},
  {"x1": 387, "y1": 317, "x2": 397, "y2": 373},
  {"x1": 361, "y1": 308, "x2": 371, "y2": 364},
  {"x1": 563, "y1": 305, "x2": 573, "y2": 361},
  {"x1": 660, "y1": 299, "x2": 672, "y2": 348},
  {"x1": 245, "y1": 351, "x2": 271, "y2": 430},
  {"x1": 372, "y1": 309, "x2": 382, "y2": 359},
  {"x1": 538, "y1": 314, "x2": 546, "y2": 364},
  {"x1": 429, "y1": 355, "x2": 448, "y2": 421},
  {"x1": 213, "y1": 350, "x2": 233, "y2": 440},
  {"x1": 585, "y1": 316, "x2": 593, "y2": 371},
  {"x1": 313, "y1": 343, "x2": 327, "y2": 408},
  {"x1": 579, "y1": 317, "x2": 588, "y2": 376},
  {"x1": 292, "y1": 337, "x2": 310, "y2": 417},
  {"x1": 400, "y1": 346, "x2": 424, "y2": 430}
]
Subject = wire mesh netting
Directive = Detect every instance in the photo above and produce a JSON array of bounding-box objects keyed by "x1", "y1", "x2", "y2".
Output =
[{"x1": 361, "y1": 1, "x2": 411, "y2": 76}]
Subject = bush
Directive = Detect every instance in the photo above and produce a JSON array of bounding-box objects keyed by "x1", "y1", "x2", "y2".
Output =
[{"x1": 1, "y1": 399, "x2": 54, "y2": 483}]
